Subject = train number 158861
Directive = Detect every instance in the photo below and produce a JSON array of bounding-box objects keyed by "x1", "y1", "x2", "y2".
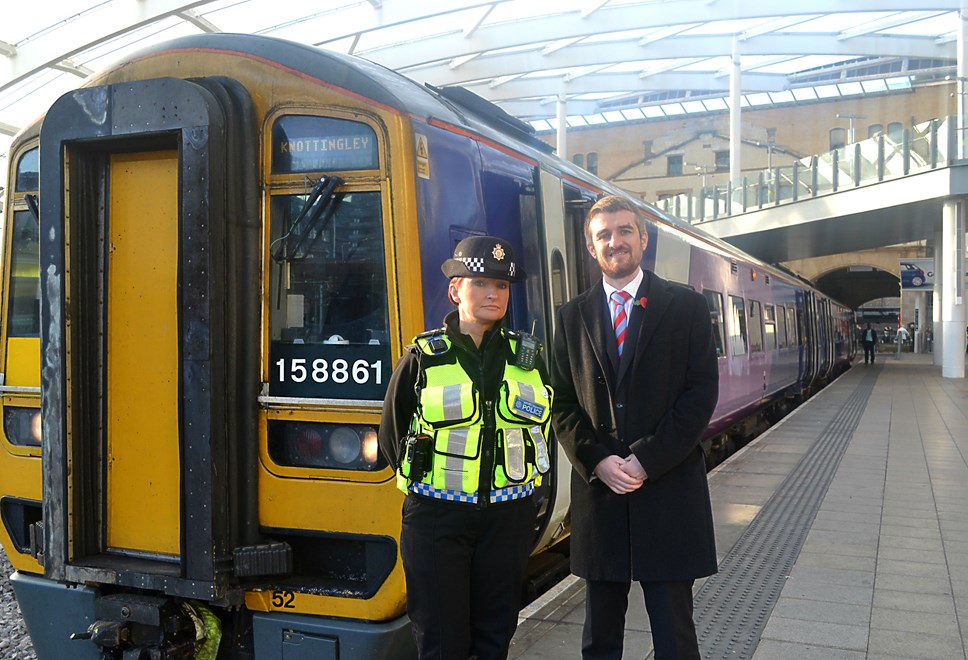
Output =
[{"x1": 275, "y1": 358, "x2": 383, "y2": 385}]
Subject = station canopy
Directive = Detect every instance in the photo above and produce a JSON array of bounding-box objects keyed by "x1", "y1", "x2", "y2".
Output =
[{"x1": 0, "y1": 0, "x2": 962, "y2": 173}]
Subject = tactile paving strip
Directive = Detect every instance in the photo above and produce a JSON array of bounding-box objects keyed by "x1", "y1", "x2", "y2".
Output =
[{"x1": 692, "y1": 370, "x2": 878, "y2": 659}]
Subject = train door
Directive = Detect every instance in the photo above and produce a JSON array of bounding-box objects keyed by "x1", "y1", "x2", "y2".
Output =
[
  {"x1": 38, "y1": 77, "x2": 261, "y2": 603},
  {"x1": 563, "y1": 183, "x2": 599, "y2": 295},
  {"x1": 0, "y1": 143, "x2": 44, "y2": 572},
  {"x1": 539, "y1": 170, "x2": 570, "y2": 318}
]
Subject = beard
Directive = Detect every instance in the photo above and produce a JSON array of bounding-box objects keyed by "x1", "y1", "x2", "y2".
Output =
[{"x1": 596, "y1": 248, "x2": 641, "y2": 280}]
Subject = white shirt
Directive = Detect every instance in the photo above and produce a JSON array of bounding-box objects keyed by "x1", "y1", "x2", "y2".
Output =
[{"x1": 603, "y1": 268, "x2": 644, "y2": 328}]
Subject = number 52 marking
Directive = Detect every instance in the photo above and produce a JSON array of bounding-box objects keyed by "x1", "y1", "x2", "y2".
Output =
[{"x1": 271, "y1": 590, "x2": 296, "y2": 608}]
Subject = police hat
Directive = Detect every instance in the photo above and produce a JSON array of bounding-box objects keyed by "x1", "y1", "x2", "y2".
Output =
[{"x1": 441, "y1": 235, "x2": 526, "y2": 282}]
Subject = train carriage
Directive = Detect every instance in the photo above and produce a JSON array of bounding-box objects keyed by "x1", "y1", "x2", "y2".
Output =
[{"x1": 0, "y1": 33, "x2": 852, "y2": 658}]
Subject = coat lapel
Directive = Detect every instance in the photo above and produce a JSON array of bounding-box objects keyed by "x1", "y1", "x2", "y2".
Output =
[{"x1": 578, "y1": 282, "x2": 618, "y2": 376}]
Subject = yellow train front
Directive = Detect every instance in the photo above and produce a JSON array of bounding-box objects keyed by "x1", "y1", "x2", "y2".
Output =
[{"x1": 1, "y1": 34, "x2": 579, "y2": 658}]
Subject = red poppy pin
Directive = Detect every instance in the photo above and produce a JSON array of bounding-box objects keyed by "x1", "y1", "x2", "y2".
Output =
[{"x1": 633, "y1": 296, "x2": 648, "y2": 308}]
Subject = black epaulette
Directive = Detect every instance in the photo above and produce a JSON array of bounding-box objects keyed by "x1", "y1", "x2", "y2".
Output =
[{"x1": 413, "y1": 328, "x2": 451, "y2": 356}]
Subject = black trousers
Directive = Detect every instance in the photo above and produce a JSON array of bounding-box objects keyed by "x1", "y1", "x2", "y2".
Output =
[
  {"x1": 401, "y1": 494, "x2": 536, "y2": 660},
  {"x1": 582, "y1": 579, "x2": 699, "y2": 660},
  {"x1": 862, "y1": 340, "x2": 876, "y2": 363}
]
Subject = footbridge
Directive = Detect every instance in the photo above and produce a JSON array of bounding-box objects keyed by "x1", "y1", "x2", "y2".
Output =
[{"x1": 658, "y1": 116, "x2": 967, "y2": 377}]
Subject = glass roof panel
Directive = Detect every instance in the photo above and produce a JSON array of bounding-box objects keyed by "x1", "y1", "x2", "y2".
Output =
[
  {"x1": 756, "y1": 55, "x2": 854, "y2": 74},
  {"x1": 356, "y1": 13, "x2": 469, "y2": 51},
  {"x1": 791, "y1": 12, "x2": 899, "y2": 33},
  {"x1": 682, "y1": 18, "x2": 769, "y2": 36},
  {"x1": 0, "y1": 0, "x2": 962, "y2": 160},
  {"x1": 77, "y1": 17, "x2": 196, "y2": 69},
  {"x1": 837, "y1": 81, "x2": 864, "y2": 96},
  {"x1": 677, "y1": 56, "x2": 731, "y2": 71},
  {"x1": 814, "y1": 84, "x2": 841, "y2": 98},
  {"x1": 861, "y1": 79, "x2": 888, "y2": 93},
  {"x1": 2, "y1": 1, "x2": 106, "y2": 44},
  {"x1": 582, "y1": 28, "x2": 655, "y2": 43},
  {"x1": 877, "y1": 12, "x2": 957, "y2": 36},
  {"x1": 484, "y1": 0, "x2": 587, "y2": 25},
  {"x1": 607, "y1": 59, "x2": 677, "y2": 74},
  {"x1": 660, "y1": 102, "x2": 686, "y2": 115},
  {"x1": 745, "y1": 93, "x2": 772, "y2": 106},
  {"x1": 885, "y1": 76, "x2": 912, "y2": 90}
]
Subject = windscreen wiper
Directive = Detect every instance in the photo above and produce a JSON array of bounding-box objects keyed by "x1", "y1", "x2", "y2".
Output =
[
  {"x1": 270, "y1": 175, "x2": 343, "y2": 263},
  {"x1": 24, "y1": 194, "x2": 39, "y2": 222}
]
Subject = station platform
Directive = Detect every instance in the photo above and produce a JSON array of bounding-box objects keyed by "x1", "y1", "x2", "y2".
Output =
[{"x1": 511, "y1": 353, "x2": 968, "y2": 659}]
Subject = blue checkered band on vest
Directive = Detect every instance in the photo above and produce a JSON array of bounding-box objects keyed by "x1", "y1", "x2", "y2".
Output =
[{"x1": 410, "y1": 481, "x2": 534, "y2": 503}]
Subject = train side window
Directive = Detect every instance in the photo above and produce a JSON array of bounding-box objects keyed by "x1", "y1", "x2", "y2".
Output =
[
  {"x1": 786, "y1": 307, "x2": 798, "y2": 345},
  {"x1": 727, "y1": 295, "x2": 748, "y2": 356},
  {"x1": 748, "y1": 300, "x2": 764, "y2": 353},
  {"x1": 776, "y1": 305, "x2": 787, "y2": 348},
  {"x1": 15, "y1": 148, "x2": 39, "y2": 192},
  {"x1": 550, "y1": 249, "x2": 566, "y2": 314},
  {"x1": 7, "y1": 210, "x2": 40, "y2": 337},
  {"x1": 764, "y1": 304, "x2": 777, "y2": 350},
  {"x1": 702, "y1": 290, "x2": 726, "y2": 358}
]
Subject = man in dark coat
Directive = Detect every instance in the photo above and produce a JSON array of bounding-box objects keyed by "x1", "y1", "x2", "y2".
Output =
[{"x1": 551, "y1": 195, "x2": 719, "y2": 659}]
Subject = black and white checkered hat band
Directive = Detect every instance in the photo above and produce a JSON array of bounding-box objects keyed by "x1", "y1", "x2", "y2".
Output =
[
  {"x1": 460, "y1": 257, "x2": 485, "y2": 273},
  {"x1": 458, "y1": 256, "x2": 517, "y2": 276}
]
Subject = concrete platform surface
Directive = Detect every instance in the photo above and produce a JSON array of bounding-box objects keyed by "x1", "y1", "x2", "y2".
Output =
[{"x1": 511, "y1": 354, "x2": 968, "y2": 659}]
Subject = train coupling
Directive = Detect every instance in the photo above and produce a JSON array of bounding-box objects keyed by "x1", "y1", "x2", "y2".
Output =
[{"x1": 70, "y1": 593, "x2": 220, "y2": 659}]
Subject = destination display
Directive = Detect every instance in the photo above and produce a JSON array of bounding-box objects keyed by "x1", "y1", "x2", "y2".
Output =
[{"x1": 272, "y1": 115, "x2": 378, "y2": 173}]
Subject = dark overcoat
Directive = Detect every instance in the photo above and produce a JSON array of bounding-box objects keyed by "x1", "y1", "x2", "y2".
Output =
[{"x1": 550, "y1": 270, "x2": 719, "y2": 582}]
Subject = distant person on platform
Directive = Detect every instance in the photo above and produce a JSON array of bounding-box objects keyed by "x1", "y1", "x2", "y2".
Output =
[
  {"x1": 551, "y1": 195, "x2": 719, "y2": 660},
  {"x1": 861, "y1": 323, "x2": 877, "y2": 364},
  {"x1": 895, "y1": 325, "x2": 909, "y2": 356}
]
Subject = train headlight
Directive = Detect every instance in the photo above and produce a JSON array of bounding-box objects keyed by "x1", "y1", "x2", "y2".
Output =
[
  {"x1": 329, "y1": 426, "x2": 362, "y2": 464},
  {"x1": 269, "y1": 421, "x2": 386, "y2": 471},
  {"x1": 3, "y1": 407, "x2": 42, "y2": 447}
]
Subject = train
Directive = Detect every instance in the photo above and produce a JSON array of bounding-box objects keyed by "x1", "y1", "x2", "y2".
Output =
[{"x1": 0, "y1": 33, "x2": 853, "y2": 659}]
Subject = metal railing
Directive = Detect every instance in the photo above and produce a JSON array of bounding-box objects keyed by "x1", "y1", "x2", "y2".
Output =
[{"x1": 658, "y1": 115, "x2": 961, "y2": 224}]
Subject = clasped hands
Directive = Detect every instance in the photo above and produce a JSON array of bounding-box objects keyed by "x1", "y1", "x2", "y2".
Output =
[{"x1": 593, "y1": 454, "x2": 648, "y2": 495}]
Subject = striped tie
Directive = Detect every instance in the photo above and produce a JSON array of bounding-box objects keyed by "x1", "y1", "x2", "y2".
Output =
[{"x1": 610, "y1": 290, "x2": 632, "y2": 357}]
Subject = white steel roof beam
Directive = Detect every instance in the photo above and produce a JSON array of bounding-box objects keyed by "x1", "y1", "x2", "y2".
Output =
[
  {"x1": 0, "y1": 0, "x2": 211, "y2": 92},
  {"x1": 316, "y1": 1, "x2": 963, "y2": 51},
  {"x1": 401, "y1": 34, "x2": 952, "y2": 87},
  {"x1": 177, "y1": 9, "x2": 221, "y2": 33},
  {"x1": 463, "y1": 5, "x2": 496, "y2": 38},
  {"x1": 739, "y1": 15, "x2": 820, "y2": 41},
  {"x1": 51, "y1": 59, "x2": 94, "y2": 78},
  {"x1": 837, "y1": 11, "x2": 946, "y2": 40},
  {"x1": 581, "y1": 1, "x2": 611, "y2": 19},
  {"x1": 472, "y1": 71, "x2": 787, "y2": 101},
  {"x1": 382, "y1": 18, "x2": 955, "y2": 72}
]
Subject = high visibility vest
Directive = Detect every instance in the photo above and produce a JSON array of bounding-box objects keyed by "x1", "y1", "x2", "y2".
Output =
[{"x1": 396, "y1": 330, "x2": 553, "y2": 502}]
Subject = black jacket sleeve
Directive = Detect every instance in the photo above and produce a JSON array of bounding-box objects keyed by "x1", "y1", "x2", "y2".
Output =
[{"x1": 378, "y1": 350, "x2": 420, "y2": 468}]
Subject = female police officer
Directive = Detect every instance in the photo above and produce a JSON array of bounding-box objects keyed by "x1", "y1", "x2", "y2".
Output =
[{"x1": 378, "y1": 236, "x2": 553, "y2": 660}]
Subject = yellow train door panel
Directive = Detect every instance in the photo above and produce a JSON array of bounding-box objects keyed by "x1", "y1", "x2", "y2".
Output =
[{"x1": 105, "y1": 151, "x2": 181, "y2": 556}]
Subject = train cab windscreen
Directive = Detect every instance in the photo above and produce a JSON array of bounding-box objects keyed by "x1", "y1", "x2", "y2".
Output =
[{"x1": 267, "y1": 115, "x2": 391, "y2": 402}]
